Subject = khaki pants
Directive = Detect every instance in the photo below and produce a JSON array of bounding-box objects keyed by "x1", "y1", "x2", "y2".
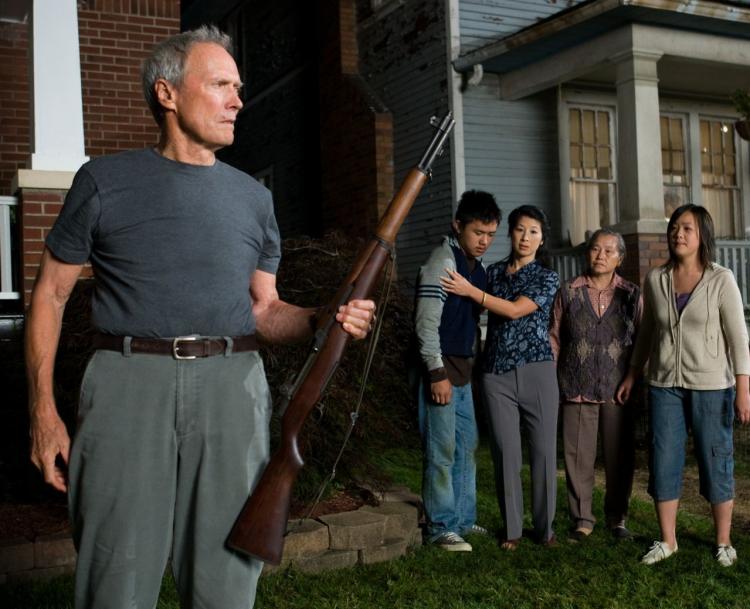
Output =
[
  {"x1": 562, "y1": 401, "x2": 635, "y2": 530},
  {"x1": 69, "y1": 348, "x2": 271, "y2": 609}
]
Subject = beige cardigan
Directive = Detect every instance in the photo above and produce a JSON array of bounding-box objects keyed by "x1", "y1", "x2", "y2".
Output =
[{"x1": 631, "y1": 263, "x2": 750, "y2": 390}]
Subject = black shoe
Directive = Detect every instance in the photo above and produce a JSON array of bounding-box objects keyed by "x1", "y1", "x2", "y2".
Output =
[{"x1": 611, "y1": 525, "x2": 633, "y2": 540}]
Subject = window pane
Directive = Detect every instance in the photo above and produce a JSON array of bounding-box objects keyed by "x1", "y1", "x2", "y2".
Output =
[
  {"x1": 661, "y1": 114, "x2": 689, "y2": 215},
  {"x1": 670, "y1": 119, "x2": 683, "y2": 150},
  {"x1": 726, "y1": 155, "x2": 736, "y2": 182},
  {"x1": 711, "y1": 122, "x2": 722, "y2": 152},
  {"x1": 672, "y1": 152, "x2": 684, "y2": 174},
  {"x1": 583, "y1": 145, "x2": 595, "y2": 169},
  {"x1": 662, "y1": 150, "x2": 671, "y2": 172},
  {"x1": 597, "y1": 146, "x2": 610, "y2": 169},
  {"x1": 700, "y1": 117, "x2": 740, "y2": 237},
  {"x1": 660, "y1": 116, "x2": 669, "y2": 148},
  {"x1": 568, "y1": 105, "x2": 617, "y2": 245},
  {"x1": 582, "y1": 110, "x2": 595, "y2": 144},
  {"x1": 597, "y1": 112, "x2": 610, "y2": 145},
  {"x1": 664, "y1": 185, "x2": 688, "y2": 219},
  {"x1": 598, "y1": 182, "x2": 615, "y2": 227},
  {"x1": 570, "y1": 182, "x2": 600, "y2": 246},
  {"x1": 703, "y1": 187, "x2": 738, "y2": 238}
]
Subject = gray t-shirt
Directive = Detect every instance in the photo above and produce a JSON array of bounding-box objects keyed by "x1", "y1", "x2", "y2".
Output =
[{"x1": 46, "y1": 148, "x2": 281, "y2": 337}]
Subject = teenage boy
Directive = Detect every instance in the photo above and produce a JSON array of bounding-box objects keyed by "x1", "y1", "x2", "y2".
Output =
[{"x1": 415, "y1": 190, "x2": 500, "y2": 551}]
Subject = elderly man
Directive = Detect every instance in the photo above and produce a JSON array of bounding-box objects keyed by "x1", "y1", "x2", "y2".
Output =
[{"x1": 26, "y1": 26, "x2": 374, "y2": 609}]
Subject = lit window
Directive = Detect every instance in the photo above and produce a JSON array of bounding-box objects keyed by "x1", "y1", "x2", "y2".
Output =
[
  {"x1": 568, "y1": 106, "x2": 617, "y2": 245},
  {"x1": 660, "y1": 114, "x2": 690, "y2": 220},
  {"x1": 700, "y1": 118, "x2": 740, "y2": 238}
]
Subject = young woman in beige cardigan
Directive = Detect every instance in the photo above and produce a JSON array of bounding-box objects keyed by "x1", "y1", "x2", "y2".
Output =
[{"x1": 617, "y1": 204, "x2": 750, "y2": 567}]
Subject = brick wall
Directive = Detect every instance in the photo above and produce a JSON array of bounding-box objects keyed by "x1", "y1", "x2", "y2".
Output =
[
  {"x1": 621, "y1": 233, "x2": 669, "y2": 285},
  {"x1": 19, "y1": 190, "x2": 65, "y2": 298},
  {"x1": 78, "y1": 0, "x2": 180, "y2": 157},
  {"x1": 10, "y1": 0, "x2": 180, "y2": 303},
  {"x1": 317, "y1": 0, "x2": 394, "y2": 236},
  {"x1": 0, "y1": 22, "x2": 30, "y2": 196}
]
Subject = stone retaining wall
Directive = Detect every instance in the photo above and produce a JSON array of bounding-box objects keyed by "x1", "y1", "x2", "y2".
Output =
[{"x1": 0, "y1": 487, "x2": 423, "y2": 583}]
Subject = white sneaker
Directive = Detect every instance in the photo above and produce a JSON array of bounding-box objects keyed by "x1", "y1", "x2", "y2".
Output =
[
  {"x1": 431, "y1": 532, "x2": 472, "y2": 552},
  {"x1": 716, "y1": 545, "x2": 737, "y2": 567},
  {"x1": 641, "y1": 541, "x2": 678, "y2": 565}
]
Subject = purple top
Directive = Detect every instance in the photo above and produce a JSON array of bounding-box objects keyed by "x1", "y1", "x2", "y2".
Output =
[{"x1": 675, "y1": 292, "x2": 691, "y2": 314}]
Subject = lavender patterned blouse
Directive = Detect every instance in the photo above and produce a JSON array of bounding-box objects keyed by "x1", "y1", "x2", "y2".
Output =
[{"x1": 482, "y1": 260, "x2": 560, "y2": 375}]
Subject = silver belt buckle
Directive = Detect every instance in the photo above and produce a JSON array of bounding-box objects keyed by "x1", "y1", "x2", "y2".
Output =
[{"x1": 172, "y1": 335, "x2": 198, "y2": 360}]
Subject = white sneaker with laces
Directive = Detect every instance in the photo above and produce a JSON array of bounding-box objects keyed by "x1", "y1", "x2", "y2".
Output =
[
  {"x1": 432, "y1": 532, "x2": 472, "y2": 552},
  {"x1": 641, "y1": 541, "x2": 678, "y2": 565},
  {"x1": 716, "y1": 545, "x2": 737, "y2": 567}
]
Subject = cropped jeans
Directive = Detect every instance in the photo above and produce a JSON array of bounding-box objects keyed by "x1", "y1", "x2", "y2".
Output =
[
  {"x1": 418, "y1": 381, "x2": 479, "y2": 540},
  {"x1": 648, "y1": 386, "x2": 735, "y2": 504}
]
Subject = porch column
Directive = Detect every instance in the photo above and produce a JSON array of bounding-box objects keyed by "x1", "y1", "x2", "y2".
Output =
[
  {"x1": 611, "y1": 50, "x2": 669, "y2": 284},
  {"x1": 29, "y1": 0, "x2": 88, "y2": 171},
  {"x1": 613, "y1": 49, "x2": 664, "y2": 230}
]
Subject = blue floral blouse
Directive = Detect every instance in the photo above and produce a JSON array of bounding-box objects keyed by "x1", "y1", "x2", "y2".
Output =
[{"x1": 483, "y1": 260, "x2": 560, "y2": 375}]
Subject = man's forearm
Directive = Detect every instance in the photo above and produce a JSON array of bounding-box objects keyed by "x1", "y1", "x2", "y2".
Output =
[
  {"x1": 25, "y1": 292, "x2": 66, "y2": 411},
  {"x1": 254, "y1": 300, "x2": 316, "y2": 345}
]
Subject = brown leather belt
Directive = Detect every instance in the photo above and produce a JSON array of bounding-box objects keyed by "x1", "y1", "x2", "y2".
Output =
[{"x1": 93, "y1": 333, "x2": 258, "y2": 359}]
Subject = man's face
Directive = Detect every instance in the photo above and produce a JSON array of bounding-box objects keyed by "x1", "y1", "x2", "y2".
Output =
[
  {"x1": 169, "y1": 42, "x2": 243, "y2": 151},
  {"x1": 454, "y1": 219, "x2": 498, "y2": 260}
]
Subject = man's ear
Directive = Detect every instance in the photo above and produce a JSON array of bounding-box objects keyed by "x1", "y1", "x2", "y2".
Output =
[
  {"x1": 155, "y1": 78, "x2": 178, "y2": 114},
  {"x1": 452, "y1": 220, "x2": 461, "y2": 235}
]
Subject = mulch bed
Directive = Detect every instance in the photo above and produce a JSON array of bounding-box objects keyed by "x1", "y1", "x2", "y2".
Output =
[
  {"x1": 0, "y1": 502, "x2": 70, "y2": 542},
  {"x1": 0, "y1": 487, "x2": 376, "y2": 542}
]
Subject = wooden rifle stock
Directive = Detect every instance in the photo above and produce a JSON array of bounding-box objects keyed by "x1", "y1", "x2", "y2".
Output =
[{"x1": 227, "y1": 112, "x2": 455, "y2": 565}]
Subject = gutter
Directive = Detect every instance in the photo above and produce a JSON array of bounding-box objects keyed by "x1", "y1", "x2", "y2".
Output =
[{"x1": 452, "y1": 0, "x2": 750, "y2": 73}]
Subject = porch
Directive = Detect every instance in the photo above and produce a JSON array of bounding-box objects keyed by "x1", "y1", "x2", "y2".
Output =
[{"x1": 550, "y1": 240, "x2": 750, "y2": 310}]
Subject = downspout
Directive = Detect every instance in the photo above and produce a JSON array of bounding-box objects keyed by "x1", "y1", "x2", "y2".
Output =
[{"x1": 445, "y1": 0, "x2": 465, "y2": 207}]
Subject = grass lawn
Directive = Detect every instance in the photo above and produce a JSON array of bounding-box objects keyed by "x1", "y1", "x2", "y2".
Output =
[{"x1": 2, "y1": 445, "x2": 749, "y2": 609}]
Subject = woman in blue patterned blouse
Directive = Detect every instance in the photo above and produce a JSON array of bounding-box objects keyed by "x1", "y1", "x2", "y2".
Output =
[{"x1": 441, "y1": 205, "x2": 560, "y2": 549}]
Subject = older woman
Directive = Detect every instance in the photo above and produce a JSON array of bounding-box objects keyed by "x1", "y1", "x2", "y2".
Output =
[
  {"x1": 549, "y1": 229, "x2": 641, "y2": 542},
  {"x1": 617, "y1": 204, "x2": 750, "y2": 567},
  {"x1": 442, "y1": 205, "x2": 560, "y2": 548}
]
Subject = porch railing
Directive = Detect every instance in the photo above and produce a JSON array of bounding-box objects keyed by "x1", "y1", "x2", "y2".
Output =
[
  {"x1": 549, "y1": 245, "x2": 586, "y2": 284},
  {"x1": 550, "y1": 240, "x2": 750, "y2": 309},
  {"x1": 716, "y1": 240, "x2": 750, "y2": 309},
  {"x1": 0, "y1": 196, "x2": 20, "y2": 301}
]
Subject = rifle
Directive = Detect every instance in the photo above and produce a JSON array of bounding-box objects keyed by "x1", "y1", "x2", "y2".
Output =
[{"x1": 227, "y1": 111, "x2": 455, "y2": 565}]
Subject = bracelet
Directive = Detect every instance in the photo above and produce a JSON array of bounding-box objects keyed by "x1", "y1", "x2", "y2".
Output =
[{"x1": 481, "y1": 291, "x2": 487, "y2": 307}]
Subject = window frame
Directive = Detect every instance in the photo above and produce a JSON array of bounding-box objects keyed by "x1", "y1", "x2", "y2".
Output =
[
  {"x1": 559, "y1": 90, "x2": 750, "y2": 242},
  {"x1": 660, "y1": 98, "x2": 749, "y2": 238},
  {"x1": 660, "y1": 111, "x2": 691, "y2": 220},
  {"x1": 558, "y1": 87, "x2": 619, "y2": 246}
]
